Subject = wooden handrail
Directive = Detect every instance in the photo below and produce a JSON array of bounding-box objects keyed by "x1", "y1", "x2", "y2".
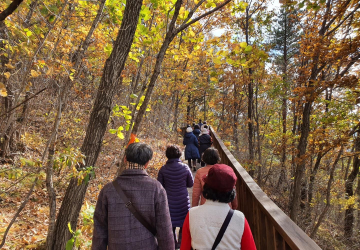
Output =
[{"x1": 209, "y1": 127, "x2": 321, "y2": 250}]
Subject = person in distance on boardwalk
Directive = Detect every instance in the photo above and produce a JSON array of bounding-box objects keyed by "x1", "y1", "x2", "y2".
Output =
[
  {"x1": 192, "y1": 148, "x2": 237, "y2": 209},
  {"x1": 193, "y1": 124, "x2": 201, "y2": 139},
  {"x1": 198, "y1": 119, "x2": 203, "y2": 129},
  {"x1": 183, "y1": 127, "x2": 200, "y2": 171},
  {"x1": 181, "y1": 164, "x2": 256, "y2": 250},
  {"x1": 158, "y1": 145, "x2": 194, "y2": 249},
  {"x1": 192, "y1": 125, "x2": 201, "y2": 170},
  {"x1": 92, "y1": 143, "x2": 174, "y2": 250},
  {"x1": 198, "y1": 126, "x2": 212, "y2": 167},
  {"x1": 200, "y1": 121, "x2": 207, "y2": 130}
]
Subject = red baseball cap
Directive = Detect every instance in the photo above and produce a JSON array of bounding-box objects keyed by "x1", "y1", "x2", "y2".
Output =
[{"x1": 203, "y1": 164, "x2": 237, "y2": 192}]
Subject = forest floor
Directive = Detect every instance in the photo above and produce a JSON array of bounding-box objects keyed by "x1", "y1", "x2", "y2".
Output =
[{"x1": 0, "y1": 130, "x2": 182, "y2": 250}]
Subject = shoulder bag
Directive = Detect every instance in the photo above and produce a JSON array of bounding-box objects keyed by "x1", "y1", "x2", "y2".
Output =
[{"x1": 112, "y1": 180, "x2": 157, "y2": 236}]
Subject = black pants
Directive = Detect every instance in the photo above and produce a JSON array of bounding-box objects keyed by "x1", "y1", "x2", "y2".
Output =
[{"x1": 187, "y1": 159, "x2": 196, "y2": 169}]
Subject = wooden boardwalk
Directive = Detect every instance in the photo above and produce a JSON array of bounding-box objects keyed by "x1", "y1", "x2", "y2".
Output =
[{"x1": 180, "y1": 127, "x2": 321, "y2": 250}]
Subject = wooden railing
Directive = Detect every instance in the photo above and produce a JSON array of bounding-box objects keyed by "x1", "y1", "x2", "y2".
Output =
[{"x1": 210, "y1": 128, "x2": 321, "y2": 250}]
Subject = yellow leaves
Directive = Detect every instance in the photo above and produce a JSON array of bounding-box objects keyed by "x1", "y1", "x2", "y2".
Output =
[
  {"x1": 240, "y1": 42, "x2": 247, "y2": 48},
  {"x1": 0, "y1": 89, "x2": 7, "y2": 97},
  {"x1": 25, "y1": 82, "x2": 32, "y2": 92},
  {"x1": 46, "y1": 67, "x2": 53, "y2": 76},
  {"x1": 179, "y1": 6, "x2": 189, "y2": 19},
  {"x1": 5, "y1": 63, "x2": 15, "y2": 69},
  {"x1": 179, "y1": 6, "x2": 185, "y2": 15},
  {"x1": 4, "y1": 72, "x2": 11, "y2": 79},
  {"x1": 188, "y1": 30, "x2": 195, "y2": 37},
  {"x1": 30, "y1": 70, "x2": 40, "y2": 78},
  {"x1": 128, "y1": 52, "x2": 139, "y2": 62}
]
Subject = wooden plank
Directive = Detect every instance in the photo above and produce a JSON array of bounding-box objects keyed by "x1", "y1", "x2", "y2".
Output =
[
  {"x1": 209, "y1": 127, "x2": 321, "y2": 250},
  {"x1": 275, "y1": 230, "x2": 285, "y2": 250},
  {"x1": 260, "y1": 209, "x2": 267, "y2": 249},
  {"x1": 266, "y1": 216, "x2": 276, "y2": 250},
  {"x1": 253, "y1": 197, "x2": 260, "y2": 248}
]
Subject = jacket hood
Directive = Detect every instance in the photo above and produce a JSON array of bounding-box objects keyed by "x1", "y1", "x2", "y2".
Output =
[
  {"x1": 185, "y1": 132, "x2": 194, "y2": 138},
  {"x1": 201, "y1": 128, "x2": 209, "y2": 134}
]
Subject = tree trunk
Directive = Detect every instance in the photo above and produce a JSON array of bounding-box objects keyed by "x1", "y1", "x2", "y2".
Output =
[
  {"x1": 173, "y1": 91, "x2": 179, "y2": 132},
  {"x1": 277, "y1": 97, "x2": 287, "y2": 189},
  {"x1": 305, "y1": 151, "x2": 324, "y2": 219},
  {"x1": 50, "y1": 1, "x2": 143, "y2": 249},
  {"x1": 45, "y1": 92, "x2": 62, "y2": 250},
  {"x1": 305, "y1": 88, "x2": 332, "y2": 223},
  {"x1": 203, "y1": 88, "x2": 206, "y2": 121},
  {"x1": 344, "y1": 133, "x2": 360, "y2": 239},
  {"x1": 310, "y1": 145, "x2": 343, "y2": 237},
  {"x1": 216, "y1": 87, "x2": 226, "y2": 132},
  {"x1": 245, "y1": 6, "x2": 255, "y2": 177},
  {"x1": 290, "y1": 101, "x2": 312, "y2": 222},
  {"x1": 255, "y1": 81, "x2": 262, "y2": 184},
  {"x1": 233, "y1": 82, "x2": 239, "y2": 152},
  {"x1": 45, "y1": 1, "x2": 107, "y2": 247},
  {"x1": 277, "y1": 6, "x2": 290, "y2": 190},
  {"x1": 0, "y1": 20, "x2": 11, "y2": 157},
  {"x1": 187, "y1": 94, "x2": 192, "y2": 124},
  {"x1": 356, "y1": 171, "x2": 360, "y2": 231}
]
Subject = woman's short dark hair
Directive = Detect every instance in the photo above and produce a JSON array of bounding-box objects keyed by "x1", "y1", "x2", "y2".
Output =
[
  {"x1": 202, "y1": 183, "x2": 236, "y2": 203},
  {"x1": 125, "y1": 143, "x2": 153, "y2": 165},
  {"x1": 166, "y1": 145, "x2": 182, "y2": 159},
  {"x1": 194, "y1": 124, "x2": 200, "y2": 129},
  {"x1": 202, "y1": 147, "x2": 220, "y2": 165},
  {"x1": 204, "y1": 125, "x2": 208, "y2": 129}
]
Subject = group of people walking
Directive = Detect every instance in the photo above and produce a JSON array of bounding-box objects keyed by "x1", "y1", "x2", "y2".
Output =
[
  {"x1": 92, "y1": 141, "x2": 256, "y2": 250},
  {"x1": 183, "y1": 119, "x2": 213, "y2": 171}
]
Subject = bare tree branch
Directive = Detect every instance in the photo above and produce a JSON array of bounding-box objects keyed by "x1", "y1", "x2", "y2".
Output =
[
  {"x1": 325, "y1": 4, "x2": 360, "y2": 37},
  {"x1": 175, "y1": 0, "x2": 232, "y2": 34},
  {"x1": 0, "y1": 0, "x2": 24, "y2": 22},
  {"x1": 0, "y1": 87, "x2": 47, "y2": 118},
  {"x1": 0, "y1": 175, "x2": 38, "y2": 249}
]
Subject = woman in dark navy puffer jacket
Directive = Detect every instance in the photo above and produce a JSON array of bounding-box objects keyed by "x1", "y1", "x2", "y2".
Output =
[
  {"x1": 183, "y1": 127, "x2": 200, "y2": 170},
  {"x1": 158, "y1": 145, "x2": 194, "y2": 249}
]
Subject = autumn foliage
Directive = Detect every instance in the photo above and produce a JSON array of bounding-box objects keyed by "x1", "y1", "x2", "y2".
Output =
[{"x1": 0, "y1": 0, "x2": 359, "y2": 249}]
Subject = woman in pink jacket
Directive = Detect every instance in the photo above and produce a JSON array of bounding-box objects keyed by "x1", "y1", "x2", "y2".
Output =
[{"x1": 191, "y1": 147, "x2": 237, "y2": 209}]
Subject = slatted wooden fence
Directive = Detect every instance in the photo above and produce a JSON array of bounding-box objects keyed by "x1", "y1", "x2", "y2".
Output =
[{"x1": 209, "y1": 127, "x2": 321, "y2": 250}]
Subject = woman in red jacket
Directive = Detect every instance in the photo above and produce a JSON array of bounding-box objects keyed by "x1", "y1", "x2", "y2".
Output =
[{"x1": 181, "y1": 164, "x2": 257, "y2": 250}]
